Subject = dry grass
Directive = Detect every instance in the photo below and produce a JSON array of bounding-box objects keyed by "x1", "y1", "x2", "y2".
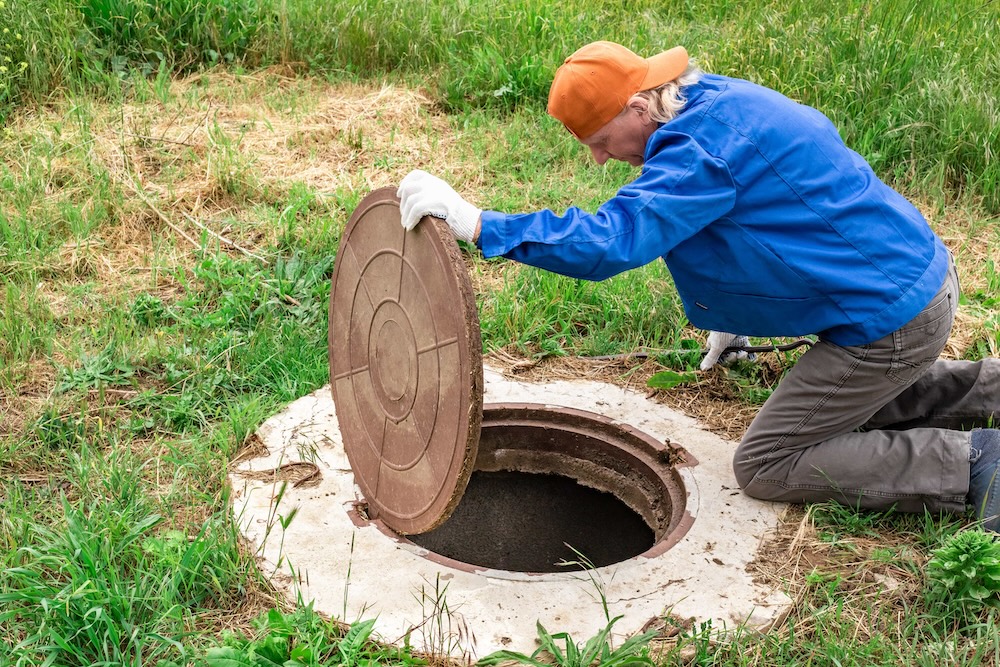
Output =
[
  {"x1": 483, "y1": 350, "x2": 762, "y2": 441},
  {"x1": 756, "y1": 507, "x2": 925, "y2": 619},
  {"x1": 117, "y1": 70, "x2": 457, "y2": 197},
  {"x1": 3, "y1": 70, "x2": 465, "y2": 303},
  {"x1": 1, "y1": 72, "x2": 464, "y2": 436}
]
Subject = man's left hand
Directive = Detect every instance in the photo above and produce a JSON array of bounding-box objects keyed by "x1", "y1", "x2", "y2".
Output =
[{"x1": 700, "y1": 331, "x2": 756, "y2": 370}]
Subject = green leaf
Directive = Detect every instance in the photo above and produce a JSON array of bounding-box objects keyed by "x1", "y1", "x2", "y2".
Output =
[
  {"x1": 206, "y1": 647, "x2": 255, "y2": 667},
  {"x1": 477, "y1": 650, "x2": 549, "y2": 667},
  {"x1": 339, "y1": 618, "x2": 377, "y2": 665},
  {"x1": 969, "y1": 585, "x2": 991, "y2": 600},
  {"x1": 252, "y1": 638, "x2": 289, "y2": 667},
  {"x1": 289, "y1": 645, "x2": 313, "y2": 663},
  {"x1": 265, "y1": 608, "x2": 290, "y2": 632},
  {"x1": 534, "y1": 622, "x2": 567, "y2": 666},
  {"x1": 605, "y1": 629, "x2": 658, "y2": 667},
  {"x1": 646, "y1": 370, "x2": 697, "y2": 389},
  {"x1": 578, "y1": 619, "x2": 613, "y2": 667}
]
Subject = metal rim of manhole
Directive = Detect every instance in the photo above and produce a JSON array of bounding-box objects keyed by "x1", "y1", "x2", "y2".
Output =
[{"x1": 327, "y1": 187, "x2": 483, "y2": 535}]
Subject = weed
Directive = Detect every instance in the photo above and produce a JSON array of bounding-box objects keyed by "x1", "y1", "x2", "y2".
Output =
[
  {"x1": 809, "y1": 501, "x2": 892, "y2": 541},
  {"x1": 409, "y1": 573, "x2": 473, "y2": 661},
  {"x1": 646, "y1": 369, "x2": 698, "y2": 390},
  {"x1": 205, "y1": 119, "x2": 261, "y2": 202},
  {"x1": 924, "y1": 530, "x2": 1000, "y2": 625},
  {"x1": 0, "y1": 437, "x2": 256, "y2": 666},
  {"x1": 5, "y1": 1, "x2": 1000, "y2": 208},
  {"x1": 55, "y1": 343, "x2": 137, "y2": 393},
  {"x1": 480, "y1": 261, "x2": 687, "y2": 359},
  {"x1": 804, "y1": 568, "x2": 844, "y2": 597},
  {"x1": 479, "y1": 550, "x2": 655, "y2": 667},
  {"x1": 655, "y1": 337, "x2": 704, "y2": 370},
  {"x1": 130, "y1": 292, "x2": 175, "y2": 327},
  {"x1": 30, "y1": 406, "x2": 88, "y2": 450},
  {"x1": 479, "y1": 616, "x2": 656, "y2": 667},
  {"x1": 202, "y1": 607, "x2": 417, "y2": 667},
  {"x1": 0, "y1": 497, "x2": 182, "y2": 665},
  {"x1": 0, "y1": 281, "x2": 54, "y2": 386}
]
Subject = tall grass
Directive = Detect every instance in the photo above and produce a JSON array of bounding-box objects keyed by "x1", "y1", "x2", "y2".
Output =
[
  {"x1": 2, "y1": 0, "x2": 998, "y2": 208},
  {"x1": 0, "y1": 446, "x2": 248, "y2": 666},
  {"x1": 77, "y1": 0, "x2": 262, "y2": 73}
]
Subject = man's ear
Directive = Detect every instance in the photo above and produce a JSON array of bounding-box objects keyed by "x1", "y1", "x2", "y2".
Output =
[{"x1": 627, "y1": 95, "x2": 652, "y2": 122}]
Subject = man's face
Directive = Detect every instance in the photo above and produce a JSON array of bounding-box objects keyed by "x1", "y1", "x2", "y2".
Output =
[{"x1": 578, "y1": 101, "x2": 655, "y2": 167}]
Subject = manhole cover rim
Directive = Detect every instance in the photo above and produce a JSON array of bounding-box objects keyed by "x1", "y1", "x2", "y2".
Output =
[{"x1": 353, "y1": 402, "x2": 699, "y2": 579}]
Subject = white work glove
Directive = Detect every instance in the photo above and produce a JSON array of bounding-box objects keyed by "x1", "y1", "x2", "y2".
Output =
[
  {"x1": 397, "y1": 169, "x2": 481, "y2": 243},
  {"x1": 700, "y1": 331, "x2": 755, "y2": 371}
]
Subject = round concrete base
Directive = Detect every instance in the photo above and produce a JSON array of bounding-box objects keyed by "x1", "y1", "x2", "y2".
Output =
[{"x1": 230, "y1": 366, "x2": 791, "y2": 662}]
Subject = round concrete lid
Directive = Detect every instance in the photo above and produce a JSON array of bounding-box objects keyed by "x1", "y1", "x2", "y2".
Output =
[{"x1": 328, "y1": 187, "x2": 483, "y2": 535}]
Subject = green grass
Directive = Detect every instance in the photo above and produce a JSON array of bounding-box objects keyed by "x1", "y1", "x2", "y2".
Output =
[
  {"x1": 0, "y1": 444, "x2": 250, "y2": 666},
  {"x1": 2, "y1": 1, "x2": 1000, "y2": 665},
  {"x1": 3, "y1": 0, "x2": 999, "y2": 210}
]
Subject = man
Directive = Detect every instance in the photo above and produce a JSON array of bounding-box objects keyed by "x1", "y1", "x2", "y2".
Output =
[{"x1": 396, "y1": 41, "x2": 1000, "y2": 530}]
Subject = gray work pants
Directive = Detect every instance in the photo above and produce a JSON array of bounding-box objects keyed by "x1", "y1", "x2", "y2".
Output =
[{"x1": 734, "y1": 258, "x2": 999, "y2": 514}]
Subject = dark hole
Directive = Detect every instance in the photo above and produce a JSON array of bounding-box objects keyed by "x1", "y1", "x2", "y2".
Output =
[{"x1": 409, "y1": 470, "x2": 655, "y2": 573}]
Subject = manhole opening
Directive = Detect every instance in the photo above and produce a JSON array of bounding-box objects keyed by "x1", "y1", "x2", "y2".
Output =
[
  {"x1": 410, "y1": 470, "x2": 654, "y2": 572},
  {"x1": 403, "y1": 403, "x2": 692, "y2": 574}
]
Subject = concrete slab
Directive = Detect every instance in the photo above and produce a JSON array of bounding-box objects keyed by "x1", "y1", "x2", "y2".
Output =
[{"x1": 230, "y1": 366, "x2": 791, "y2": 662}]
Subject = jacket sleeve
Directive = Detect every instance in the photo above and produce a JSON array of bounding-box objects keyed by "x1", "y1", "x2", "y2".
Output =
[{"x1": 477, "y1": 130, "x2": 737, "y2": 281}]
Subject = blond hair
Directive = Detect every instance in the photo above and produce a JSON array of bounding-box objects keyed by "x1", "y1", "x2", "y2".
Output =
[{"x1": 634, "y1": 63, "x2": 704, "y2": 124}]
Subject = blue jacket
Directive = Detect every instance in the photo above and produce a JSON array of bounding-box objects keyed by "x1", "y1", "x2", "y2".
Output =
[{"x1": 477, "y1": 74, "x2": 949, "y2": 346}]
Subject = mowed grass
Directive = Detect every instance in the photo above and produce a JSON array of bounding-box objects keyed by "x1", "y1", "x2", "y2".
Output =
[{"x1": 1, "y1": 1, "x2": 1000, "y2": 666}]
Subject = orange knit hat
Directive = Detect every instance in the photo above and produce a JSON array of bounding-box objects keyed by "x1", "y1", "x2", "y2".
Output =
[{"x1": 547, "y1": 42, "x2": 689, "y2": 140}]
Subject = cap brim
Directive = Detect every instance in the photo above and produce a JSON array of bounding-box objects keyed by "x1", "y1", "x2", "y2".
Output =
[{"x1": 640, "y1": 46, "x2": 689, "y2": 90}]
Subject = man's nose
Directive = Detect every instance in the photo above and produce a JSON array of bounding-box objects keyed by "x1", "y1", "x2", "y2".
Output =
[{"x1": 589, "y1": 146, "x2": 609, "y2": 165}]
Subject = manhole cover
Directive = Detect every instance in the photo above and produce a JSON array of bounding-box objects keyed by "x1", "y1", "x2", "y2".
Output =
[{"x1": 328, "y1": 187, "x2": 483, "y2": 535}]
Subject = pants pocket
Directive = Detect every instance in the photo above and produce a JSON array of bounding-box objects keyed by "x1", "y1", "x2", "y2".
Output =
[{"x1": 886, "y1": 283, "x2": 955, "y2": 385}]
